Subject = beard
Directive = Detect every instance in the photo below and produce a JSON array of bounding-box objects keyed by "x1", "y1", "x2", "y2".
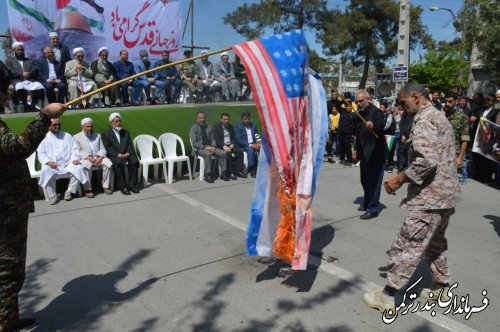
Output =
[{"x1": 113, "y1": 126, "x2": 122, "y2": 131}]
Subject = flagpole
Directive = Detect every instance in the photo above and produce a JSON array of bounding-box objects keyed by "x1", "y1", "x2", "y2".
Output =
[
  {"x1": 352, "y1": 109, "x2": 379, "y2": 139},
  {"x1": 64, "y1": 47, "x2": 232, "y2": 107}
]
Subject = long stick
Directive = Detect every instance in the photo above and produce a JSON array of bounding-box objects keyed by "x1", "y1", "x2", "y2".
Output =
[
  {"x1": 64, "y1": 47, "x2": 232, "y2": 107},
  {"x1": 352, "y1": 109, "x2": 379, "y2": 139}
]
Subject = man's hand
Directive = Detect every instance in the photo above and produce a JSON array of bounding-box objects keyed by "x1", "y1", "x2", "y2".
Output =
[
  {"x1": 95, "y1": 156, "x2": 104, "y2": 165},
  {"x1": 22, "y1": 71, "x2": 30, "y2": 80},
  {"x1": 205, "y1": 146, "x2": 215, "y2": 153},
  {"x1": 223, "y1": 146, "x2": 231, "y2": 152},
  {"x1": 384, "y1": 172, "x2": 407, "y2": 195},
  {"x1": 46, "y1": 161, "x2": 57, "y2": 169},
  {"x1": 72, "y1": 160, "x2": 81, "y2": 166},
  {"x1": 456, "y1": 156, "x2": 463, "y2": 169},
  {"x1": 42, "y1": 103, "x2": 67, "y2": 118},
  {"x1": 250, "y1": 143, "x2": 260, "y2": 150},
  {"x1": 470, "y1": 116, "x2": 477, "y2": 123},
  {"x1": 87, "y1": 156, "x2": 96, "y2": 164},
  {"x1": 365, "y1": 121, "x2": 374, "y2": 130},
  {"x1": 401, "y1": 135, "x2": 407, "y2": 144}
]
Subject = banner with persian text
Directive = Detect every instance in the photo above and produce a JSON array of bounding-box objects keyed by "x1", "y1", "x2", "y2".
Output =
[{"x1": 7, "y1": 0, "x2": 182, "y2": 62}]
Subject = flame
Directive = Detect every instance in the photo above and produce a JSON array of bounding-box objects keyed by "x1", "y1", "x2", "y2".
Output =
[{"x1": 272, "y1": 184, "x2": 296, "y2": 264}]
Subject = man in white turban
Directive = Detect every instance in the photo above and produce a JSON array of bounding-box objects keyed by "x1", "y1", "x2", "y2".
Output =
[
  {"x1": 64, "y1": 47, "x2": 97, "y2": 108},
  {"x1": 102, "y1": 113, "x2": 140, "y2": 195},
  {"x1": 73, "y1": 117, "x2": 114, "y2": 196},
  {"x1": 37, "y1": 118, "x2": 89, "y2": 205},
  {"x1": 214, "y1": 51, "x2": 240, "y2": 101},
  {"x1": 49, "y1": 31, "x2": 71, "y2": 70},
  {"x1": 5, "y1": 42, "x2": 45, "y2": 112},
  {"x1": 91, "y1": 47, "x2": 121, "y2": 107}
]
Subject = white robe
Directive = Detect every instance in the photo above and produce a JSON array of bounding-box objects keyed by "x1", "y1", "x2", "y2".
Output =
[{"x1": 37, "y1": 131, "x2": 88, "y2": 187}]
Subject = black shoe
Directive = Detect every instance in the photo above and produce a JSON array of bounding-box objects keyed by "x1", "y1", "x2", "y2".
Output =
[
  {"x1": 204, "y1": 174, "x2": 214, "y2": 183},
  {"x1": 230, "y1": 173, "x2": 237, "y2": 180},
  {"x1": 220, "y1": 174, "x2": 230, "y2": 181},
  {"x1": 357, "y1": 206, "x2": 366, "y2": 211},
  {"x1": 360, "y1": 212, "x2": 378, "y2": 220},
  {"x1": 131, "y1": 185, "x2": 140, "y2": 193},
  {"x1": 15, "y1": 318, "x2": 37, "y2": 331},
  {"x1": 250, "y1": 171, "x2": 256, "y2": 178},
  {"x1": 121, "y1": 188, "x2": 131, "y2": 195},
  {"x1": 236, "y1": 171, "x2": 247, "y2": 178}
]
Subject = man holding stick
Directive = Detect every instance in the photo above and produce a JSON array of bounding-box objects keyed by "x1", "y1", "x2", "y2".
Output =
[
  {"x1": 0, "y1": 60, "x2": 66, "y2": 332},
  {"x1": 354, "y1": 90, "x2": 386, "y2": 220}
]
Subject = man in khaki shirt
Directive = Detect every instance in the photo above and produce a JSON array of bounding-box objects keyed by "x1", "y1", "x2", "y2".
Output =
[{"x1": 363, "y1": 83, "x2": 460, "y2": 315}]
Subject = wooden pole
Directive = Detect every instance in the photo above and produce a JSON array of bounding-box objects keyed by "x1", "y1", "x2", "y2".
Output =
[
  {"x1": 352, "y1": 109, "x2": 379, "y2": 139},
  {"x1": 64, "y1": 46, "x2": 231, "y2": 107}
]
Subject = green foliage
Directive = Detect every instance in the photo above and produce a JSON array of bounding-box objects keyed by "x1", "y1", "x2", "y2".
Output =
[
  {"x1": 461, "y1": 0, "x2": 500, "y2": 76},
  {"x1": 318, "y1": 0, "x2": 431, "y2": 89},
  {"x1": 223, "y1": 0, "x2": 327, "y2": 40},
  {"x1": 409, "y1": 46, "x2": 468, "y2": 92}
]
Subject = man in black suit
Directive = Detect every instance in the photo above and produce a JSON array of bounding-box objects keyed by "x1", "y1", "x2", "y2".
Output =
[
  {"x1": 212, "y1": 112, "x2": 247, "y2": 180},
  {"x1": 38, "y1": 46, "x2": 67, "y2": 103},
  {"x1": 355, "y1": 90, "x2": 386, "y2": 219},
  {"x1": 102, "y1": 113, "x2": 140, "y2": 195},
  {"x1": 49, "y1": 32, "x2": 71, "y2": 71}
]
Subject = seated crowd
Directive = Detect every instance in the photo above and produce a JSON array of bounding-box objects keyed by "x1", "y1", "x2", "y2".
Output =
[
  {"x1": 4, "y1": 32, "x2": 252, "y2": 113},
  {"x1": 32, "y1": 110, "x2": 261, "y2": 205}
]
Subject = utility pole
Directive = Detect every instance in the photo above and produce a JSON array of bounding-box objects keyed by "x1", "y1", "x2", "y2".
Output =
[
  {"x1": 395, "y1": 0, "x2": 410, "y2": 92},
  {"x1": 181, "y1": 0, "x2": 209, "y2": 54}
]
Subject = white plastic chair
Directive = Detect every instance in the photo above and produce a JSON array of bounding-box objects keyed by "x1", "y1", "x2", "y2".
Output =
[
  {"x1": 133, "y1": 135, "x2": 167, "y2": 187},
  {"x1": 26, "y1": 151, "x2": 49, "y2": 200},
  {"x1": 159, "y1": 133, "x2": 192, "y2": 184},
  {"x1": 190, "y1": 139, "x2": 207, "y2": 181}
]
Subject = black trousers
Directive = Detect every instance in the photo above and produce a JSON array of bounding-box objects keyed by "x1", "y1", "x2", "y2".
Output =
[{"x1": 113, "y1": 159, "x2": 139, "y2": 189}]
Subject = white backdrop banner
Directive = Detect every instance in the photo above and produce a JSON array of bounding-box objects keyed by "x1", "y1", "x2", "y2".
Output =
[{"x1": 7, "y1": 0, "x2": 182, "y2": 62}]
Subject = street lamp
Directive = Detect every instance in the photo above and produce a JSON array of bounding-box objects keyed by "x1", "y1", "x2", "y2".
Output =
[
  {"x1": 429, "y1": 6, "x2": 461, "y2": 31},
  {"x1": 429, "y1": 6, "x2": 465, "y2": 83}
]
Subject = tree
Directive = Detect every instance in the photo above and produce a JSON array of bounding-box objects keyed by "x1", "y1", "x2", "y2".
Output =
[
  {"x1": 409, "y1": 43, "x2": 469, "y2": 93},
  {"x1": 223, "y1": 0, "x2": 327, "y2": 40},
  {"x1": 317, "y1": 0, "x2": 432, "y2": 89}
]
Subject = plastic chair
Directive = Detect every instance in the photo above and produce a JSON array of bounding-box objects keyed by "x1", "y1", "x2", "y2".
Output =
[
  {"x1": 26, "y1": 151, "x2": 48, "y2": 200},
  {"x1": 133, "y1": 135, "x2": 167, "y2": 187},
  {"x1": 189, "y1": 139, "x2": 207, "y2": 181},
  {"x1": 159, "y1": 133, "x2": 192, "y2": 184}
]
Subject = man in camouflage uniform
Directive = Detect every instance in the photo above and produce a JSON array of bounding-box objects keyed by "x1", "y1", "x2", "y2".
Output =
[
  {"x1": 179, "y1": 50, "x2": 203, "y2": 103},
  {"x1": 443, "y1": 92, "x2": 470, "y2": 185},
  {"x1": 0, "y1": 60, "x2": 66, "y2": 332},
  {"x1": 363, "y1": 83, "x2": 460, "y2": 314}
]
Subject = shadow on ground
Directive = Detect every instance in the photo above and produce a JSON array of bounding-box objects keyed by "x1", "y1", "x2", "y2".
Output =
[
  {"x1": 255, "y1": 225, "x2": 335, "y2": 292},
  {"x1": 27, "y1": 249, "x2": 158, "y2": 331},
  {"x1": 484, "y1": 215, "x2": 500, "y2": 237}
]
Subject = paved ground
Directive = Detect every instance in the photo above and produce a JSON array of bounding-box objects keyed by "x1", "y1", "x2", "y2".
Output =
[{"x1": 21, "y1": 161, "x2": 499, "y2": 331}]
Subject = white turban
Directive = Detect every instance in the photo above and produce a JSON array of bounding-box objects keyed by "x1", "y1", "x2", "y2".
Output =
[
  {"x1": 98, "y1": 47, "x2": 109, "y2": 55},
  {"x1": 81, "y1": 117, "x2": 93, "y2": 126},
  {"x1": 49, "y1": 32, "x2": 59, "y2": 38},
  {"x1": 220, "y1": 51, "x2": 228, "y2": 58},
  {"x1": 109, "y1": 112, "x2": 121, "y2": 122},
  {"x1": 200, "y1": 50, "x2": 208, "y2": 55},
  {"x1": 73, "y1": 47, "x2": 85, "y2": 56},
  {"x1": 12, "y1": 42, "x2": 24, "y2": 49},
  {"x1": 497, "y1": 90, "x2": 500, "y2": 95}
]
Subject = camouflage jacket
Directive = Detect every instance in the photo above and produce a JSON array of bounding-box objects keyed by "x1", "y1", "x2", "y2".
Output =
[
  {"x1": 446, "y1": 108, "x2": 470, "y2": 155},
  {"x1": 180, "y1": 61, "x2": 199, "y2": 79},
  {"x1": 401, "y1": 103, "x2": 460, "y2": 210},
  {"x1": 0, "y1": 113, "x2": 51, "y2": 223}
]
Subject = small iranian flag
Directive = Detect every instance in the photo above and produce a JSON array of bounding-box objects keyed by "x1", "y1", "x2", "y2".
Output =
[{"x1": 385, "y1": 135, "x2": 395, "y2": 151}]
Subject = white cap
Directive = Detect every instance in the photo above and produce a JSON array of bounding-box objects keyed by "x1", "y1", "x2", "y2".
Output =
[
  {"x1": 12, "y1": 41, "x2": 24, "y2": 49},
  {"x1": 109, "y1": 112, "x2": 121, "y2": 122},
  {"x1": 98, "y1": 47, "x2": 109, "y2": 55},
  {"x1": 81, "y1": 117, "x2": 93, "y2": 126},
  {"x1": 49, "y1": 32, "x2": 59, "y2": 38},
  {"x1": 73, "y1": 47, "x2": 85, "y2": 56},
  {"x1": 497, "y1": 90, "x2": 500, "y2": 95},
  {"x1": 200, "y1": 50, "x2": 208, "y2": 55},
  {"x1": 220, "y1": 51, "x2": 228, "y2": 58}
]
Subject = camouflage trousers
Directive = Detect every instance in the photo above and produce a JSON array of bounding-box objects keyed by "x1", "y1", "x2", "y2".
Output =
[
  {"x1": 386, "y1": 208, "x2": 455, "y2": 290},
  {"x1": 0, "y1": 212, "x2": 28, "y2": 330},
  {"x1": 182, "y1": 79, "x2": 204, "y2": 94}
]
